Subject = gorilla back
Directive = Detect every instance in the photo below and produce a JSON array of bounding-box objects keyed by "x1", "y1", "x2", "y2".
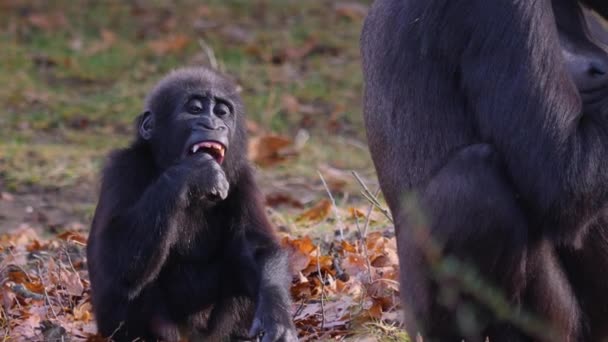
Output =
[
  {"x1": 362, "y1": 0, "x2": 608, "y2": 341},
  {"x1": 87, "y1": 67, "x2": 298, "y2": 342}
]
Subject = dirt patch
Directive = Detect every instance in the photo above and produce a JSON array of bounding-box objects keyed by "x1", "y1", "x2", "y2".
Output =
[{"x1": 0, "y1": 182, "x2": 97, "y2": 235}]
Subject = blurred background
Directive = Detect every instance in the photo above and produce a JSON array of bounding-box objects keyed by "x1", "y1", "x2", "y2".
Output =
[
  {"x1": 1, "y1": 1, "x2": 409, "y2": 341},
  {"x1": 0, "y1": 0, "x2": 375, "y2": 235}
]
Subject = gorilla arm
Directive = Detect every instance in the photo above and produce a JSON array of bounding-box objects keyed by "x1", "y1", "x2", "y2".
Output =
[
  {"x1": 88, "y1": 149, "x2": 228, "y2": 300},
  {"x1": 88, "y1": 148, "x2": 187, "y2": 300},
  {"x1": 582, "y1": 0, "x2": 608, "y2": 18},
  {"x1": 230, "y1": 170, "x2": 298, "y2": 342},
  {"x1": 457, "y1": 1, "x2": 608, "y2": 231}
]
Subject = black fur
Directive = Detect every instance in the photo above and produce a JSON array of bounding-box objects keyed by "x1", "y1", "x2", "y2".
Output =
[
  {"x1": 87, "y1": 67, "x2": 298, "y2": 342},
  {"x1": 361, "y1": 0, "x2": 608, "y2": 341}
]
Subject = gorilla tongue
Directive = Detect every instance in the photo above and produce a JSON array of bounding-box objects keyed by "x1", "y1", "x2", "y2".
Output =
[{"x1": 190, "y1": 141, "x2": 226, "y2": 164}]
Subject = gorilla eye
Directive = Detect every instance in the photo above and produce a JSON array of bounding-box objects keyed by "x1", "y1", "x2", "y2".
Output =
[
  {"x1": 213, "y1": 102, "x2": 231, "y2": 116},
  {"x1": 187, "y1": 99, "x2": 204, "y2": 114}
]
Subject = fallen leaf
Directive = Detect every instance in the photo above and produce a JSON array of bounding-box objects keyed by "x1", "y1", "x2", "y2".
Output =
[
  {"x1": 59, "y1": 271, "x2": 84, "y2": 297},
  {"x1": 73, "y1": 301, "x2": 93, "y2": 322},
  {"x1": 57, "y1": 231, "x2": 87, "y2": 245},
  {"x1": 276, "y1": 37, "x2": 319, "y2": 63},
  {"x1": 282, "y1": 94, "x2": 300, "y2": 114},
  {"x1": 295, "y1": 199, "x2": 332, "y2": 223},
  {"x1": 27, "y1": 12, "x2": 67, "y2": 30},
  {"x1": 342, "y1": 253, "x2": 368, "y2": 278},
  {"x1": 149, "y1": 34, "x2": 190, "y2": 55},
  {"x1": 86, "y1": 29, "x2": 117, "y2": 55},
  {"x1": 248, "y1": 134, "x2": 295, "y2": 167},
  {"x1": 334, "y1": 2, "x2": 368, "y2": 20},
  {"x1": 318, "y1": 165, "x2": 348, "y2": 192}
]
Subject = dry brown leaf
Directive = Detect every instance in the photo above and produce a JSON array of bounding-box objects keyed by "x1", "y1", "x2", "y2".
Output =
[
  {"x1": 149, "y1": 34, "x2": 190, "y2": 55},
  {"x1": 246, "y1": 119, "x2": 262, "y2": 135},
  {"x1": 295, "y1": 199, "x2": 332, "y2": 223},
  {"x1": 365, "y1": 300, "x2": 383, "y2": 319},
  {"x1": 282, "y1": 94, "x2": 300, "y2": 114},
  {"x1": 282, "y1": 38, "x2": 319, "y2": 61},
  {"x1": 73, "y1": 301, "x2": 93, "y2": 322},
  {"x1": 11, "y1": 312, "x2": 41, "y2": 339},
  {"x1": 334, "y1": 2, "x2": 368, "y2": 20},
  {"x1": 266, "y1": 192, "x2": 304, "y2": 208},
  {"x1": 248, "y1": 134, "x2": 294, "y2": 167},
  {"x1": 289, "y1": 249, "x2": 311, "y2": 274},
  {"x1": 7, "y1": 269, "x2": 44, "y2": 294},
  {"x1": 1, "y1": 226, "x2": 41, "y2": 247},
  {"x1": 318, "y1": 165, "x2": 349, "y2": 192},
  {"x1": 59, "y1": 272, "x2": 84, "y2": 297},
  {"x1": 2, "y1": 286, "x2": 16, "y2": 309},
  {"x1": 340, "y1": 240, "x2": 357, "y2": 253},
  {"x1": 291, "y1": 281, "x2": 313, "y2": 300},
  {"x1": 342, "y1": 253, "x2": 368, "y2": 278},
  {"x1": 57, "y1": 231, "x2": 87, "y2": 245},
  {"x1": 371, "y1": 255, "x2": 391, "y2": 268},
  {"x1": 1, "y1": 192, "x2": 14, "y2": 201},
  {"x1": 27, "y1": 12, "x2": 67, "y2": 30},
  {"x1": 283, "y1": 236, "x2": 317, "y2": 274},
  {"x1": 26, "y1": 239, "x2": 43, "y2": 252},
  {"x1": 283, "y1": 236, "x2": 316, "y2": 254},
  {"x1": 366, "y1": 231, "x2": 386, "y2": 252},
  {"x1": 349, "y1": 207, "x2": 366, "y2": 220},
  {"x1": 86, "y1": 29, "x2": 117, "y2": 55},
  {"x1": 303, "y1": 255, "x2": 333, "y2": 276}
]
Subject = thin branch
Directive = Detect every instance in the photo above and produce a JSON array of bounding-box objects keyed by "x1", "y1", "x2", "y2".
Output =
[
  {"x1": 318, "y1": 171, "x2": 345, "y2": 240},
  {"x1": 355, "y1": 215, "x2": 374, "y2": 284},
  {"x1": 36, "y1": 263, "x2": 59, "y2": 321},
  {"x1": 352, "y1": 171, "x2": 393, "y2": 222},
  {"x1": 316, "y1": 249, "x2": 326, "y2": 331},
  {"x1": 198, "y1": 39, "x2": 219, "y2": 71}
]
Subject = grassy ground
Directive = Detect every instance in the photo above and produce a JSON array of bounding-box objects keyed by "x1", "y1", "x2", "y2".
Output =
[{"x1": 0, "y1": 0, "x2": 377, "y2": 229}]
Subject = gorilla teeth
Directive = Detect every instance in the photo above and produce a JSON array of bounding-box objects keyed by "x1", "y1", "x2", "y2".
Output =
[{"x1": 190, "y1": 141, "x2": 226, "y2": 162}]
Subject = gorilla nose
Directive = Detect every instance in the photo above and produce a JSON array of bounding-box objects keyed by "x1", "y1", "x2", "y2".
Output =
[
  {"x1": 197, "y1": 120, "x2": 226, "y2": 131},
  {"x1": 567, "y1": 51, "x2": 608, "y2": 91},
  {"x1": 589, "y1": 60, "x2": 608, "y2": 78}
]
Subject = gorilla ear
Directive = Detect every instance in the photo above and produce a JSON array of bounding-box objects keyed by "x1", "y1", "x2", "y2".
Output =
[{"x1": 138, "y1": 111, "x2": 154, "y2": 140}]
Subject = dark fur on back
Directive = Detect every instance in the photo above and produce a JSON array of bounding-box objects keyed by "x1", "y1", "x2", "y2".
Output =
[{"x1": 362, "y1": 0, "x2": 608, "y2": 341}]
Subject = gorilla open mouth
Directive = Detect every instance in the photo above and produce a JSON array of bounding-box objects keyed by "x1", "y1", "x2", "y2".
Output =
[{"x1": 189, "y1": 141, "x2": 226, "y2": 164}]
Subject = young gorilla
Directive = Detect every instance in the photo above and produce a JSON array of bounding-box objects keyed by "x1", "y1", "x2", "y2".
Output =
[{"x1": 87, "y1": 67, "x2": 298, "y2": 342}]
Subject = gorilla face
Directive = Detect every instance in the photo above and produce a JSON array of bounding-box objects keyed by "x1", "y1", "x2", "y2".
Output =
[
  {"x1": 554, "y1": 0, "x2": 608, "y2": 114},
  {"x1": 137, "y1": 68, "x2": 244, "y2": 171}
]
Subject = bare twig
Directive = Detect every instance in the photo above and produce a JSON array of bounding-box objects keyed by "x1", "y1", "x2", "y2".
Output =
[
  {"x1": 318, "y1": 171, "x2": 345, "y2": 240},
  {"x1": 0, "y1": 304, "x2": 10, "y2": 339},
  {"x1": 198, "y1": 38, "x2": 220, "y2": 71},
  {"x1": 36, "y1": 263, "x2": 59, "y2": 321},
  {"x1": 352, "y1": 171, "x2": 393, "y2": 222},
  {"x1": 63, "y1": 248, "x2": 79, "y2": 275},
  {"x1": 293, "y1": 300, "x2": 306, "y2": 319},
  {"x1": 355, "y1": 215, "x2": 374, "y2": 284},
  {"x1": 108, "y1": 322, "x2": 125, "y2": 340},
  {"x1": 316, "y1": 249, "x2": 326, "y2": 330}
]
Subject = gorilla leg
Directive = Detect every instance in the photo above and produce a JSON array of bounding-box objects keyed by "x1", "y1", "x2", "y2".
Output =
[
  {"x1": 194, "y1": 297, "x2": 254, "y2": 342},
  {"x1": 525, "y1": 240, "x2": 580, "y2": 342},
  {"x1": 398, "y1": 144, "x2": 529, "y2": 341},
  {"x1": 560, "y1": 220, "x2": 608, "y2": 341}
]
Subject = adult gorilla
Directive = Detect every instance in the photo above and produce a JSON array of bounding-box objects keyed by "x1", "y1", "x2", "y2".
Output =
[{"x1": 361, "y1": 0, "x2": 608, "y2": 341}]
